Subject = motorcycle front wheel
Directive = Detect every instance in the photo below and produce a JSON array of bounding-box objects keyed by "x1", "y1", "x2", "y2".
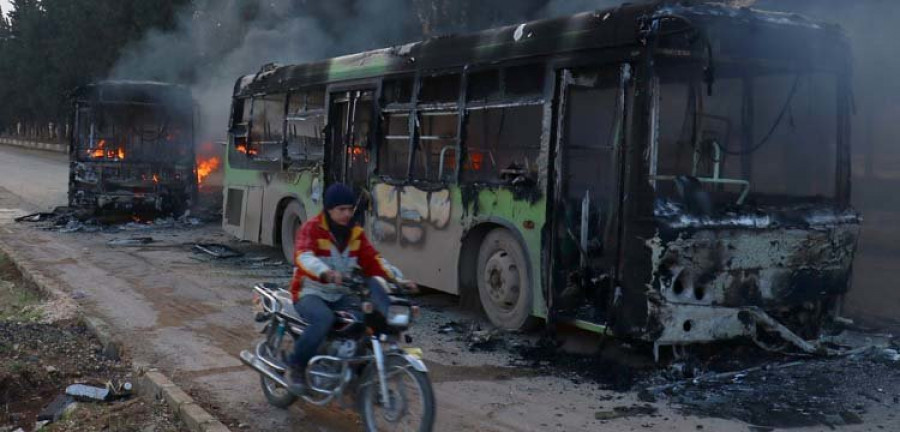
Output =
[
  {"x1": 358, "y1": 355, "x2": 435, "y2": 432},
  {"x1": 257, "y1": 338, "x2": 298, "y2": 408}
]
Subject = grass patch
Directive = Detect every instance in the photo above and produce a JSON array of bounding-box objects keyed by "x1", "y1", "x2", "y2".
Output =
[{"x1": 0, "y1": 253, "x2": 43, "y2": 321}]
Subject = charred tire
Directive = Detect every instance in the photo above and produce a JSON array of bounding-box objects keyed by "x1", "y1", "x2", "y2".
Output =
[
  {"x1": 280, "y1": 201, "x2": 304, "y2": 264},
  {"x1": 359, "y1": 356, "x2": 436, "y2": 432},
  {"x1": 259, "y1": 337, "x2": 297, "y2": 409},
  {"x1": 476, "y1": 229, "x2": 537, "y2": 331}
]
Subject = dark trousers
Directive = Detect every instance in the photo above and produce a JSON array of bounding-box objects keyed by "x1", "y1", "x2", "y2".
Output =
[{"x1": 289, "y1": 278, "x2": 391, "y2": 370}]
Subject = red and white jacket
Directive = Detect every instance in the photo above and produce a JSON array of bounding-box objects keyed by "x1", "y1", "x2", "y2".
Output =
[{"x1": 289, "y1": 213, "x2": 401, "y2": 302}]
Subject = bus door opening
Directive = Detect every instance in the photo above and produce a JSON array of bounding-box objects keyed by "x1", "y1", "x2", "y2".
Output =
[
  {"x1": 327, "y1": 89, "x2": 375, "y2": 221},
  {"x1": 548, "y1": 66, "x2": 628, "y2": 324}
]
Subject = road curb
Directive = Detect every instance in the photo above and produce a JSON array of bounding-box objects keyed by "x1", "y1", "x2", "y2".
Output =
[
  {"x1": 0, "y1": 137, "x2": 67, "y2": 153},
  {"x1": 0, "y1": 238, "x2": 232, "y2": 432}
]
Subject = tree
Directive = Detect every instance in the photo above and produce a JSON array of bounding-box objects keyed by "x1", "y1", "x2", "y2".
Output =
[{"x1": 0, "y1": 0, "x2": 191, "y2": 137}]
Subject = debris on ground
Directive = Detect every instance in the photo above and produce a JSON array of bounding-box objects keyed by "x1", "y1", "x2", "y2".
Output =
[
  {"x1": 467, "y1": 328, "x2": 502, "y2": 351},
  {"x1": 106, "y1": 237, "x2": 154, "y2": 247},
  {"x1": 0, "y1": 253, "x2": 185, "y2": 432},
  {"x1": 512, "y1": 338, "x2": 656, "y2": 391},
  {"x1": 38, "y1": 394, "x2": 72, "y2": 422},
  {"x1": 437, "y1": 320, "x2": 465, "y2": 334},
  {"x1": 594, "y1": 404, "x2": 658, "y2": 420},
  {"x1": 13, "y1": 212, "x2": 54, "y2": 223},
  {"x1": 66, "y1": 384, "x2": 112, "y2": 402},
  {"x1": 192, "y1": 243, "x2": 244, "y2": 259},
  {"x1": 639, "y1": 343, "x2": 900, "y2": 429},
  {"x1": 12, "y1": 206, "x2": 215, "y2": 236},
  {"x1": 434, "y1": 320, "x2": 506, "y2": 352}
]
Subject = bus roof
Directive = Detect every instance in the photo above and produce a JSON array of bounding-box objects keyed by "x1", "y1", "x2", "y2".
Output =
[
  {"x1": 72, "y1": 80, "x2": 192, "y2": 105},
  {"x1": 234, "y1": 0, "x2": 846, "y2": 97}
]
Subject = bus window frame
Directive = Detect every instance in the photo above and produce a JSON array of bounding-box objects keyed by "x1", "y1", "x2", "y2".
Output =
[
  {"x1": 377, "y1": 74, "x2": 417, "y2": 183},
  {"x1": 457, "y1": 61, "x2": 549, "y2": 187},
  {"x1": 324, "y1": 79, "x2": 382, "y2": 186},
  {"x1": 285, "y1": 88, "x2": 327, "y2": 170},
  {"x1": 409, "y1": 69, "x2": 464, "y2": 185}
]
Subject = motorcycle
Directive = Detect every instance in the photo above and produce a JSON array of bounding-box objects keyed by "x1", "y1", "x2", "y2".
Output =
[{"x1": 239, "y1": 273, "x2": 435, "y2": 432}]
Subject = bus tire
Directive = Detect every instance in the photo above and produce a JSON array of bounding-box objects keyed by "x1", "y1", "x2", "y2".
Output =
[
  {"x1": 280, "y1": 201, "x2": 304, "y2": 264},
  {"x1": 476, "y1": 229, "x2": 538, "y2": 331}
]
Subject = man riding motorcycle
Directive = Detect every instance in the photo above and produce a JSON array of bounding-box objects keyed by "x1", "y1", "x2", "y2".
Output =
[{"x1": 287, "y1": 183, "x2": 415, "y2": 395}]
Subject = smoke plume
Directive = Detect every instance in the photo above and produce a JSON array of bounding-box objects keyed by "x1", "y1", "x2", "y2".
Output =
[{"x1": 111, "y1": 0, "x2": 419, "y2": 145}]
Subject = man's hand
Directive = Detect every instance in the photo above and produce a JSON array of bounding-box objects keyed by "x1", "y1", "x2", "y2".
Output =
[{"x1": 322, "y1": 270, "x2": 343, "y2": 285}]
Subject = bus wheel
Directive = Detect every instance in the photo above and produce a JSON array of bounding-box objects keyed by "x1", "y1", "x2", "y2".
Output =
[
  {"x1": 280, "y1": 201, "x2": 304, "y2": 264},
  {"x1": 477, "y1": 229, "x2": 537, "y2": 331}
]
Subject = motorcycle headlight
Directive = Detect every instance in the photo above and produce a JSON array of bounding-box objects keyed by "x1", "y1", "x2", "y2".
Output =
[{"x1": 387, "y1": 305, "x2": 411, "y2": 327}]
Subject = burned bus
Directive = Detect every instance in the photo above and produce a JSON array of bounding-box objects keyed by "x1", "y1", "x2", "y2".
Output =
[
  {"x1": 222, "y1": 1, "x2": 859, "y2": 352},
  {"x1": 70, "y1": 81, "x2": 196, "y2": 217}
]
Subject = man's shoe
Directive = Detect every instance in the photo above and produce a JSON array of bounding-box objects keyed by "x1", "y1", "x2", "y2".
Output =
[{"x1": 287, "y1": 367, "x2": 308, "y2": 396}]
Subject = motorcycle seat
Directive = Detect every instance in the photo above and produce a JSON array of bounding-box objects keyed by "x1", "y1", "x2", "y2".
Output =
[{"x1": 273, "y1": 289, "x2": 359, "y2": 329}]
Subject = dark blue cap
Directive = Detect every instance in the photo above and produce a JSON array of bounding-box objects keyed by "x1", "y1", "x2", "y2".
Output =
[{"x1": 324, "y1": 183, "x2": 355, "y2": 210}]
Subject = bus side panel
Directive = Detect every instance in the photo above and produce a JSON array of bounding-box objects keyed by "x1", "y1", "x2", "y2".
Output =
[
  {"x1": 368, "y1": 181, "x2": 546, "y2": 315},
  {"x1": 259, "y1": 170, "x2": 322, "y2": 246},
  {"x1": 368, "y1": 182, "x2": 464, "y2": 294}
]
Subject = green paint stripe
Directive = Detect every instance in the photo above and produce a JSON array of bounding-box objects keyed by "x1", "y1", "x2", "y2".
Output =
[{"x1": 571, "y1": 319, "x2": 609, "y2": 334}]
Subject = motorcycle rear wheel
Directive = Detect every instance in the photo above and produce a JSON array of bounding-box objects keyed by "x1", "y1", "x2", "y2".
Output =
[{"x1": 359, "y1": 356, "x2": 435, "y2": 432}]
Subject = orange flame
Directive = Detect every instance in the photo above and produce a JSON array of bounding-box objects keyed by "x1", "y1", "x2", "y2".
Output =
[
  {"x1": 152, "y1": 174, "x2": 160, "y2": 184},
  {"x1": 117, "y1": 148, "x2": 125, "y2": 159},
  {"x1": 236, "y1": 143, "x2": 258, "y2": 156},
  {"x1": 89, "y1": 139, "x2": 107, "y2": 158},
  {"x1": 196, "y1": 156, "x2": 221, "y2": 185}
]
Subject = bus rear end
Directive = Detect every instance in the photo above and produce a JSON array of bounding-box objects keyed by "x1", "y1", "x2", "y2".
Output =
[{"x1": 70, "y1": 81, "x2": 196, "y2": 218}]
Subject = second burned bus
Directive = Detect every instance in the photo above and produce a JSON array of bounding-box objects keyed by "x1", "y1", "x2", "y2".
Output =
[{"x1": 222, "y1": 1, "x2": 860, "y2": 352}]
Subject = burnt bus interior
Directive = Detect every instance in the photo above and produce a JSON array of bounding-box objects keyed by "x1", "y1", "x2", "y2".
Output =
[
  {"x1": 229, "y1": 1, "x2": 859, "y2": 349},
  {"x1": 70, "y1": 81, "x2": 196, "y2": 218}
]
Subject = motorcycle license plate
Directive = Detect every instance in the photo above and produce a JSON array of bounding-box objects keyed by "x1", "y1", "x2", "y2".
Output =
[{"x1": 404, "y1": 347, "x2": 424, "y2": 359}]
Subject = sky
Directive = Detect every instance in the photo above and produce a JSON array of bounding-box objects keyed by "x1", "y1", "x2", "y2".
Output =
[{"x1": 0, "y1": 0, "x2": 10, "y2": 18}]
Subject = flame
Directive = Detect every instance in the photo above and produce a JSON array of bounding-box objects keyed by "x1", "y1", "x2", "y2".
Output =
[
  {"x1": 152, "y1": 174, "x2": 160, "y2": 184},
  {"x1": 196, "y1": 156, "x2": 221, "y2": 185},
  {"x1": 89, "y1": 139, "x2": 107, "y2": 158},
  {"x1": 117, "y1": 148, "x2": 125, "y2": 159},
  {"x1": 236, "y1": 143, "x2": 258, "y2": 156},
  {"x1": 468, "y1": 152, "x2": 483, "y2": 171}
]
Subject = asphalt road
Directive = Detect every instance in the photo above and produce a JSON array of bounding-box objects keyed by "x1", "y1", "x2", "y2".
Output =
[{"x1": 0, "y1": 146, "x2": 68, "y2": 210}]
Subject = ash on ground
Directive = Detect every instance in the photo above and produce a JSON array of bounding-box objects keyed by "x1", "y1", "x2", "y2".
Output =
[
  {"x1": 647, "y1": 347, "x2": 900, "y2": 429},
  {"x1": 427, "y1": 305, "x2": 900, "y2": 429}
]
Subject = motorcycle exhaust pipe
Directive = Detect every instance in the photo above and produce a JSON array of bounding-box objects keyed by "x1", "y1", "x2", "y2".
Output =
[{"x1": 240, "y1": 350, "x2": 290, "y2": 388}]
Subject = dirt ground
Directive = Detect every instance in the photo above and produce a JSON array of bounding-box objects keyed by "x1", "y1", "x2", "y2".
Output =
[
  {"x1": 0, "y1": 145, "x2": 899, "y2": 432},
  {"x1": 0, "y1": 253, "x2": 185, "y2": 432}
]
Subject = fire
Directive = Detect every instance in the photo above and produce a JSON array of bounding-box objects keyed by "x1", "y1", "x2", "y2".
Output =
[
  {"x1": 197, "y1": 156, "x2": 221, "y2": 185},
  {"x1": 86, "y1": 140, "x2": 125, "y2": 160},
  {"x1": 89, "y1": 139, "x2": 107, "y2": 158},
  {"x1": 152, "y1": 174, "x2": 159, "y2": 184},
  {"x1": 236, "y1": 143, "x2": 258, "y2": 156},
  {"x1": 468, "y1": 151, "x2": 484, "y2": 171}
]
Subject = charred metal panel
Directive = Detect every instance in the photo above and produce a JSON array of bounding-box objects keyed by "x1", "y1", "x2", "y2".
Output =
[{"x1": 646, "y1": 202, "x2": 861, "y2": 344}]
